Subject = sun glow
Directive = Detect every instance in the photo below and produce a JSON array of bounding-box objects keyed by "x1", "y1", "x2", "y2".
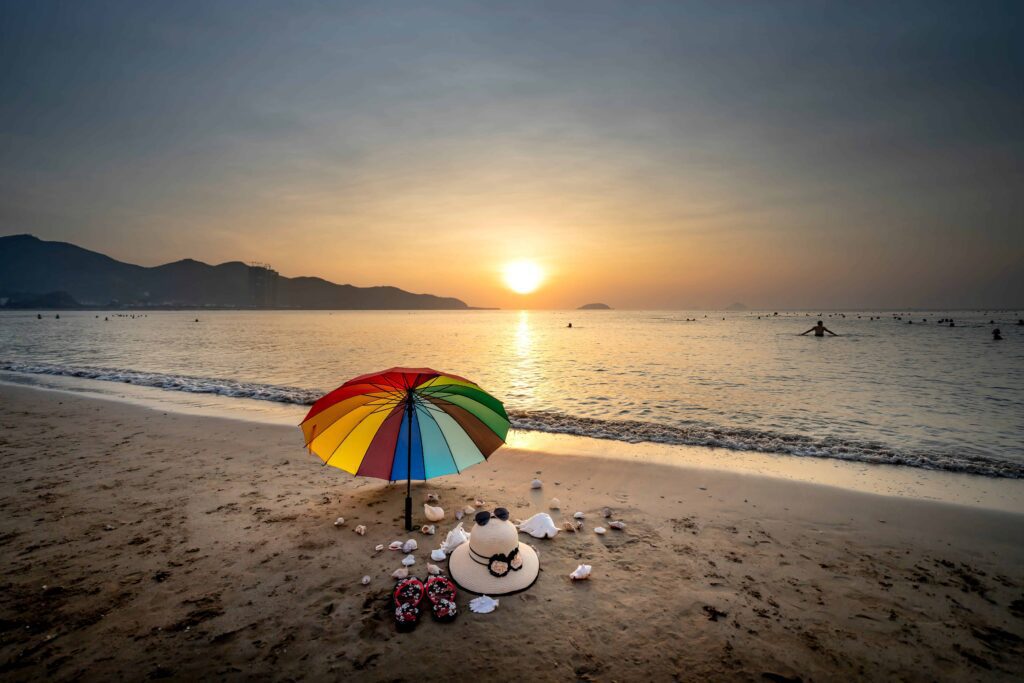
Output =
[{"x1": 502, "y1": 260, "x2": 544, "y2": 294}]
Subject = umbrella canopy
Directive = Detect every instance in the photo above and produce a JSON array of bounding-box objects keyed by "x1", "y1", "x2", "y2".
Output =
[{"x1": 300, "y1": 367, "x2": 510, "y2": 528}]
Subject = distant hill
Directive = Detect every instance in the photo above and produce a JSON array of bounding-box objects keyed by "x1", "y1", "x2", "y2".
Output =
[
  {"x1": 578, "y1": 302, "x2": 612, "y2": 310},
  {"x1": 0, "y1": 234, "x2": 469, "y2": 310},
  {"x1": 725, "y1": 302, "x2": 748, "y2": 311}
]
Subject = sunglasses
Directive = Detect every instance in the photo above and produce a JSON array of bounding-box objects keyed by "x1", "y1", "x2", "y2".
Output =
[{"x1": 474, "y1": 507, "x2": 510, "y2": 526}]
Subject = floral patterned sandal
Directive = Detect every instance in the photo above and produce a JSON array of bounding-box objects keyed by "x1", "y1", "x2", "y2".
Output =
[
  {"x1": 425, "y1": 576, "x2": 458, "y2": 623},
  {"x1": 393, "y1": 577, "x2": 424, "y2": 632}
]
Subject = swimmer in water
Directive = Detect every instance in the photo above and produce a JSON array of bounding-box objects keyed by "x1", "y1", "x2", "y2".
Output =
[
  {"x1": 993, "y1": 329, "x2": 1002, "y2": 341},
  {"x1": 800, "y1": 320, "x2": 837, "y2": 337}
]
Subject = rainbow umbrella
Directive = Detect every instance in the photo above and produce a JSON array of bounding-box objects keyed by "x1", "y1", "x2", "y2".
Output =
[{"x1": 300, "y1": 367, "x2": 510, "y2": 530}]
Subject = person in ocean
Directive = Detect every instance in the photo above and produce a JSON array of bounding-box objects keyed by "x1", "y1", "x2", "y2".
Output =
[
  {"x1": 993, "y1": 329, "x2": 1002, "y2": 341},
  {"x1": 800, "y1": 320, "x2": 837, "y2": 337}
]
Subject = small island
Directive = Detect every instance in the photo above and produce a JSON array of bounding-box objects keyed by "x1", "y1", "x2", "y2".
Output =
[{"x1": 578, "y1": 302, "x2": 612, "y2": 310}]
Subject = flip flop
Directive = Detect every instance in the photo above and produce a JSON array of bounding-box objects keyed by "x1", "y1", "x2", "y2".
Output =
[
  {"x1": 393, "y1": 577, "x2": 424, "y2": 632},
  {"x1": 425, "y1": 576, "x2": 458, "y2": 623}
]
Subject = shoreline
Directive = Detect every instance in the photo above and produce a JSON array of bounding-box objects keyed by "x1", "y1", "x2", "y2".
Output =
[{"x1": 1, "y1": 383, "x2": 1023, "y2": 680}]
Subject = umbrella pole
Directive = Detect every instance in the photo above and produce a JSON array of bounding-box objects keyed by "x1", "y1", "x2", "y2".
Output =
[{"x1": 404, "y1": 397, "x2": 413, "y2": 531}]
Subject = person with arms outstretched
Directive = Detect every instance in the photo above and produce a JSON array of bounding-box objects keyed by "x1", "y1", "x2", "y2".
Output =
[{"x1": 800, "y1": 320, "x2": 837, "y2": 337}]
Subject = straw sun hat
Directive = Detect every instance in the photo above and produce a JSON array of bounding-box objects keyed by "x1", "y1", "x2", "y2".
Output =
[{"x1": 448, "y1": 508, "x2": 539, "y2": 596}]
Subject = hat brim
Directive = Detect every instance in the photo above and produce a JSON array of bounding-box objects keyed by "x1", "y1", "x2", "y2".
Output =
[{"x1": 448, "y1": 541, "x2": 539, "y2": 596}]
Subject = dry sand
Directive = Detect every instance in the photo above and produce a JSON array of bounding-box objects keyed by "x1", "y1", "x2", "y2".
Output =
[{"x1": 1, "y1": 383, "x2": 1023, "y2": 682}]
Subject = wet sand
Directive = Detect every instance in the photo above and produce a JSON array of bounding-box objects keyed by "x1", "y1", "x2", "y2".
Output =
[{"x1": 1, "y1": 383, "x2": 1022, "y2": 681}]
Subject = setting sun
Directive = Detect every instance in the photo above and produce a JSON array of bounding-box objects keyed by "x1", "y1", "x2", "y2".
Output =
[{"x1": 502, "y1": 259, "x2": 544, "y2": 294}]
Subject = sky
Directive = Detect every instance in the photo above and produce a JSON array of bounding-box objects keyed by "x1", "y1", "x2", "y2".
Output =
[{"x1": 2, "y1": 1, "x2": 1022, "y2": 309}]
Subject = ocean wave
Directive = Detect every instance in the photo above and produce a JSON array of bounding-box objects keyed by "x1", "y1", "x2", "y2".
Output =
[{"x1": 2, "y1": 360, "x2": 1020, "y2": 479}]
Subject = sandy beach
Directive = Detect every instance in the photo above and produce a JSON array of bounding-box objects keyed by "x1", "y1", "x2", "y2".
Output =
[{"x1": 1, "y1": 383, "x2": 1023, "y2": 681}]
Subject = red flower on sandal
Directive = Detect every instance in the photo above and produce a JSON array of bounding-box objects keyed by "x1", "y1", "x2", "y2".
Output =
[
  {"x1": 393, "y1": 577, "x2": 424, "y2": 632},
  {"x1": 425, "y1": 576, "x2": 458, "y2": 623}
]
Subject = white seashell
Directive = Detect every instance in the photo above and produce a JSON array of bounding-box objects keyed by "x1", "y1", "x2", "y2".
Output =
[
  {"x1": 602, "y1": 507, "x2": 613, "y2": 519},
  {"x1": 420, "y1": 524, "x2": 436, "y2": 535},
  {"x1": 530, "y1": 479, "x2": 543, "y2": 489},
  {"x1": 425, "y1": 493, "x2": 439, "y2": 503},
  {"x1": 360, "y1": 575, "x2": 371, "y2": 585},
  {"x1": 469, "y1": 595, "x2": 499, "y2": 613},
  {"x1": 402, "y1": 554, "x2": 416, "y2": 566},
  {"x1": 392, "y1": 567, "x2": 409, "y2": 579},
  {"x1": 517, "y1": 513, "x2": 559, "y2": 539},
  {"x1": 569, "y1": 564, "x2": 592, "y2": 581},
  {"x1": 573, "y1": 511, "x2": 585, "y2": 520},
  {"x1": 548, "y1": 498, "x2": 561, "y2": 510},
  {"x1": 455, "y1": 510, "x2": 464, "y2": 520},
  {"x1": 426, "y1": 563, "x2": 442, "y2": 576},
  {"x1": 462, "y1": 505, "x2": 476, "y2": 515},
  {"x1": 354, "y1": 525, "x2": 366, "y2": 536},
  {"x1": 609, "y1": 520, "x2": 626, "y2": 530},
  {"x1": 333, "y1": 517, "x2": 346, "y2": 527},
  {"x1": 402, "y1": 539, "x2": 418, "y2": 553},
  {"x1": 440, "y1": 523, "x2": 470, "y2": 553},
  {"x1": 474, "y1": 499, "x2": 485, "y2": 507},
  {"x1": 594, "y1": 526, "x2": 606, "y2": 535},
  {"x1": 374, "y1": 544, "x2": 385, "y2": 552},
  {"x1": 431, "y1": 548, "x2": 447, "y2": 562},
  {"x1": 424, "y1": 504, "x2": 445, "y2": 522},
  {"x1": 389, "y1": 541, "x2": 404, "y2": 551}
]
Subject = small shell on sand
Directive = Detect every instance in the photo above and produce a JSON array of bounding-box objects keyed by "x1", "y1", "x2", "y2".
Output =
[
  {"x1": 462, "y1": 505, "x2": 476, "y2": 515},
  {"x1": 602, "y1": 507, "x2": 613, "y2": 519},
  {"x1": 455, "y1": 510, "x2": 464, "y2": 520},
  {"x1": 440, "y1": 523, "x2": 469, "y2": 553},
  {"x1": 354, "y1": 525, "x2": 367, "y2": 536},
  {"x1": 392, "y1": 567, "x2": 409, "y2": 579},
  {"x1": 594, "y1": 526, "x2": 607, "y2": 535},
  {"x1": 474, "y1": 499, "x2": 485, "y2": 507},
  {"x1": 518, "y1": 513, "x2": 559, "y2": 539},
  {"x1": 402, "y1": 539, "x2": 418, "y2": 553},
  {"x1": 425, "y1": 493, "x2": 440, "y2": 504},
  {"x1": 424, "y1": 504, "x2": 445, "y2": 522},
  {"x1": 573, "y1": 511, "x2": 585, "y2": 520},
  {"x1": 431, "y1": 548, "x2": 447, "y2": 562},
  {"x1": 402, "y1": 554, "x2": 416, "y2": 567},
  {"x1": 421, "y1": 524, "x2": 436, "y2": 535},
  {"x1": 374, "y1": 544, "x2": 385, "y2": 552},
  {"x1": 427, "y1": 563, "x2": 442, "y2": 576},
  {"x1": 530, "y1": 479, "x2": 543, "y2": 489},
  {"x1": 469, "y1": 595, "x2": 499, "y2": 614},
  {"x1": 389, "y1": 541, "x2": 404, "y2": 551},
  {"x1": 333, "y1": 517, "x2": 346, "y2": 527},
  {"x1": 609, "y1": 520, "x2": 626, "y2": 530},
  {"x1": 548, "y1": 498, "x2": 561, "y2": 510},
  {"x1": 569, "y1": 564, "x2": 592, "y2": 581},
  {"x1": 562, "y1": 520, "x2": 580, "y2": 533},
  {"x1": 360, "y1": 575, "x2": 371, "y2": 585}
]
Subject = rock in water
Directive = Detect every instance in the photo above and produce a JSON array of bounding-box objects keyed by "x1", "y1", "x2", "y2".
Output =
[{"x1": 517, "y1": 513, "x2": 559, "y2": 539}]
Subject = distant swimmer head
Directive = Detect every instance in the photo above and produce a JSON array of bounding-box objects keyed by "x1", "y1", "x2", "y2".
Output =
[
  {"x1": 993, "y1": 329, "x2": 1002, "y2": 340},
  {"x1": 817, "y1": 320, "x2": 823, "y2": 326}
]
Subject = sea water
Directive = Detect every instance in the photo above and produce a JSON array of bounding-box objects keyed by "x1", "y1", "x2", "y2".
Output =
[{"x1": 1, "y1": 309, "x2": 1021, "y2": 477}]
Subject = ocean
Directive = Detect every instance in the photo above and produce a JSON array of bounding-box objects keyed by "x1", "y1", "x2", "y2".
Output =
[{"x1": 1, "y1": 309, "x2": 1021, "y2": 478}]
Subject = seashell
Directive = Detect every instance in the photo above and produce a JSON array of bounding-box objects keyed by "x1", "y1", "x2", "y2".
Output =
[
  {"x1": 389, "y1": 541, "x2": 404, "y2": 551},
  {"x1": 594, "y1": 526, "x2": 606, "y2": 535},
  {"x1": 562, "y1": 520, "x2": 579, "y2": 533},
  {"x1": 573, "y1": 511, "x2": 585, "y2": 520},
  {"x1": 469, "y1": 595, "x2": 499, "y2": 614},
  {"x1": 425, "y1": 493, "x2": 439, "y2": 503},
  {"x1": 440, "y1": 523, "x2": 470, "y2": 553},
  {"x1": 333, "y1": 517, "x2": 346, "y2": 527},
  {"x1": 602, "y1": 507, "x2": 613, "y2": 519},
  {"x1": 431, "y1": 548, "x2": 447, "y2": 562},
  {"x1": 530, "y1": 479, "x2": 543, "y2": 489},
  {"x1": 424, "y1": 504, "x2": 445, "y2": 522},
  {"x1": 374, "y1": 544, "x2": 385, "y2": 552},
  {"x1": 402, "y1": 554, "x2": 416, "y2": 567},
  {"x1": 360, "y1": 575, "x2": 371, "y2": 585},
  {"x1": 392, "y1": 567, "x2": 409, "y2": 579},
  {"x1": 455, "y1": 510, "x2": 464, "y2": 520},
  {"x1": 609, "y1": 521, "x2": 625, "y2": 530},
  {"x1": 517, "y1": 512, "x2": 559, "y2": 539},
  {"x1": 354, "y1": 525, "x2": 366, "y2": 536},
  {"x1": 462, "y1": 505, "x2": 476, "y2": 515},
  {"x1": 548, "y1": 498, "x2": 561, "y2": 510},
  {"x1": 420, "y1": 524, "x2": 436, "y2": 535},
  {"x1": 426, "y1": 563, "x2": 442, "y2": 576},
  {"x1": 402, "y1": 539, "x2": 418, "y2": 553},
  {"x1": 569, "y1": 564, "x2": 592, "y2": 581},
  {"x1": 474, "y1": 499, "x2": 485, "y2": 507}
]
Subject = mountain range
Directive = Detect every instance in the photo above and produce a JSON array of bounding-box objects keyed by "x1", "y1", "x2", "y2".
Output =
[{"x1": 0, "y1": 234, "x2": 469, "y2": 310}]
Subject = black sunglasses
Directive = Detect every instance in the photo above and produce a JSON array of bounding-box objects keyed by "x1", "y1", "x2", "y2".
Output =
[{"x1": 474, "y1": 507, "x2": 509, "y2": 526}]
